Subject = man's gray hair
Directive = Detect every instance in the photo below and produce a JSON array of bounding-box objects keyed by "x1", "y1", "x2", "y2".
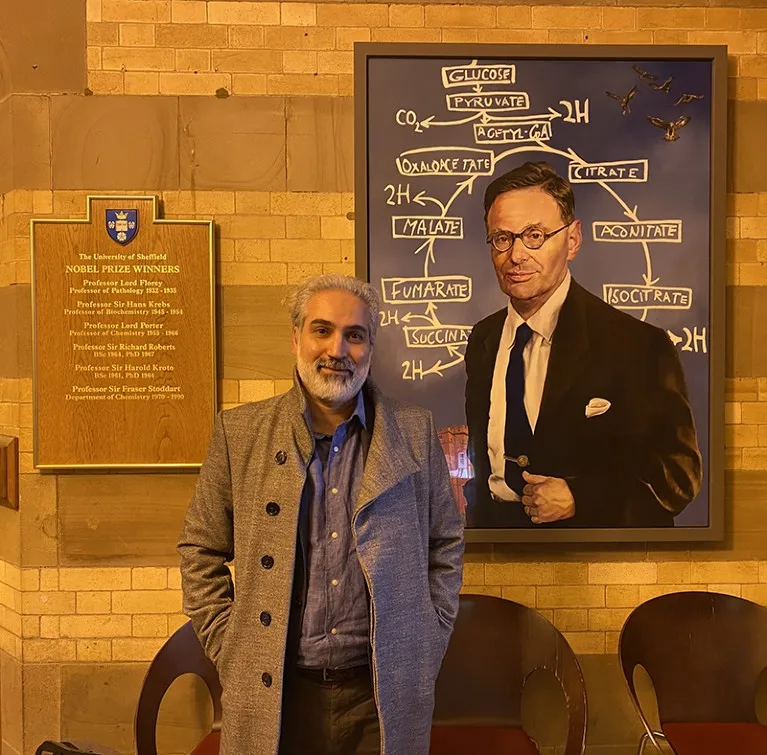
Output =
[{"x1": 287, "y1": 274, "x2": 380, "y2": 344}]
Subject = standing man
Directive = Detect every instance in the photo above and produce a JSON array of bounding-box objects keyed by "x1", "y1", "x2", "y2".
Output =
[
  {"x1": 179, "y1": 274, "x2": 464, "y2": 755},
  {"x1": 464, "y1": 161, "x2": 701, "y2": 529}
]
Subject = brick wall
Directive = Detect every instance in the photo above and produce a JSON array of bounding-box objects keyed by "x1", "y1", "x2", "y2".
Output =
[{"x1": 1, "y1": 1, "x2": 767, "y2": 753}]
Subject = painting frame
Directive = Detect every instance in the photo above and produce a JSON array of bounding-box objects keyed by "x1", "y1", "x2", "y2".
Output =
[{"x1": 354, "y1": 43, "x2": 727, "y2": 543}]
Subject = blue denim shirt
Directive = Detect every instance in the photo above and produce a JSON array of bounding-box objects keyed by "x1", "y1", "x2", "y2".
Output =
[{"x1": 297, "y1": 391, "x2": 371, "y2": 669}]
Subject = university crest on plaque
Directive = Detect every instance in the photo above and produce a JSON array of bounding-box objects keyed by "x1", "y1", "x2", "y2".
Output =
[{"x1": 106, "y1": 209, "x2": 138, "y2": 244}]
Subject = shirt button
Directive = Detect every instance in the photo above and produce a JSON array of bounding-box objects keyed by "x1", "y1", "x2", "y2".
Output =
[
  {"x1": 260, "y1": 611, "x2": 272, "y2": 627},
  {"x1": 331, "y1": 532, "x2": 338, "y2": 539},
  {"x1": 331, "y1": 579, "x2": 338, "y2": 586},
  {"x1": 266, "y1": 502, "x2": 280, "y2": 516},
  {"x1": 275, "y1": 451, "x2": 287, "y2": 465},
  {"x1": 330, "y1": 628, "x2": 338, "y2": 635},
  {"x1": 331, "y1": 488, "x2": 338, "y2": 494},
  {"x1": 262, "y1": 672, "x2": 273, "y2": 688},
  {"x1": 261, "y1": 555, "x2": 274, "y2": 569}
]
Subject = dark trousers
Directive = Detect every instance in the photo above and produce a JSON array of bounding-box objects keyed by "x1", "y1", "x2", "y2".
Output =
[{"x1": 279, "y1": 667, "x2": 381, "y2": 755}]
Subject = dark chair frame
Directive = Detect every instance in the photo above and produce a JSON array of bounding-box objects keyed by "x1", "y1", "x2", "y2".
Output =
[
  {"x1": 135, "y1": 620, "x2": 223, "y2": 755},
  {"x1": 432, "y1": 593, "x2": 587, "y2": 755},
  {"x1": 619, "y1": 590, "x2": 767, "y2": 755}
]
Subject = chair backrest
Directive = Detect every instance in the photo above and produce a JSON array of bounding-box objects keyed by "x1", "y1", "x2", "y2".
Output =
[
  {"x1": 135, "y1": 620, "x2": 223, "y2": 755},
  {"x1": 619, "y1": 591, "x2": 767, "y2": 726},
  {"x1": 433, "y1": 594, "x2": 587, "y2": 755}
]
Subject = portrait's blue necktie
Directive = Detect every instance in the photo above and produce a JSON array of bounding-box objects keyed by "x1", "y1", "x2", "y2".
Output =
[{"x1": 504, "y1": 322, "x2": 534, "y2": 495}]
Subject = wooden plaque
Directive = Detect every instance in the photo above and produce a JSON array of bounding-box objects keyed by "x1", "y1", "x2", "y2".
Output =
[{"x1": 31, "y1": 196, "x2": 216, "y2": 469}]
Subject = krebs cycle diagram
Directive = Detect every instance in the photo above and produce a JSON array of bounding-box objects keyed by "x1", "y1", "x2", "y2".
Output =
[{"x1": 378, "y1": 59, "x2": 707, "y2": 383}]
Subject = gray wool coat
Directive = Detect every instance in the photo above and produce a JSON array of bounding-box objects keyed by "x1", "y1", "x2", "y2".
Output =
[{"x1": 178, "y1": 378, "x2": 465, "y2": 755}]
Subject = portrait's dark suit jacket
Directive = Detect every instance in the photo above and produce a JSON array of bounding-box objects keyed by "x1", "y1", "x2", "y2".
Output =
[{"x1": 464, "y1": 278, "x2": 702, "y2": 529}]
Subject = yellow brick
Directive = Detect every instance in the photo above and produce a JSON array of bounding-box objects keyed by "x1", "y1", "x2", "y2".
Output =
[
  {"x1": 271, "y1": 192, "x2": 341, "y2": 216},
  {"x1": 563, "y1": 631, "x2": 605, "y2": 655},
  {"x1": 112, "y1": 637, "x2": 166, "y2": 661},
  {"x1": 371, "y1": 28, "x2": 442, "y2": 43},
  {"x1": 283, "y1": 51, "x2": 317, "y2": 75},
  {"x1": 389, "y1": 5, "x2": 424, "y2": 27},
  {"x1": 22, "y1": 592, "x2": 76, "y2": 616},
  {"x1": 132, "y1": 567, "x2": 167, "y2": 590},
  {"x1": 657, "y1": 562, "x2": 692, "y2": 584},
  {"x1": 743, "y1": 217, "x2": 767, "y2": 238},
  {"x1": 689, "y1": 31, "x2": 757, "y2": 54},
  {"x1": 112, "y1": 590, "x2": 182, "y2": 614},
  {"x1": 602, "y1": 8, "x2": 635, "y2": 30},
  {"x1": 61, "y1": 615, "x2": 132, "y2": 638},
  {"x1": 168, "y1": 614, "x2": 189, "y2": 634},
  {"x1": 263, "y1": 26, "x2": 336, "y2": 50},
  {"x1": 323, "y1": 262, "x2": 355, "y2": 276},
  {"x1": 553, "y1": 563, "x2": 588, "y2": 585},
  {"x1": 727, "y1": 378, "x2": 759, "y2": 402},
  {"x1": 550, "y1": 31, "x2": 585, "y2": 44},
  {"x1": 496, "y1": 6, "x2": 532, "y2": 28},
  {"x1": 727, "y1": 424, "x2": 759, "y2": 447},
  {"x1": 553, "y1": 609, "x2": 588, "y2": 632},
  {"x1": 175, "y1": 49, "x2": 210, "y2": 72},
  {"x1": 102, "y1": 0, "x2": 170, "y2": 23},
  {"x1": 500, "y1": 586, "x2": 535, "y2": 605},
  {"x1": 1, "y1": 608, "x2": 20, "y2": 636},
  {"x1": 743, "y1": 10, "x2": 767, "y2": 29},
  {"x1": 729, "y1": 240, "x2": 758, "y2": 263},
  {"x1": 690, "y1": 561, "x2": 759, "y2": 584},
  {"x1": 103, "y1": 46, "x2": 173, "y2": 71},
  {"x1": 533, "y1": 7, "x2": 601, "y2": 29},
  {"x1": 87, "y1": 0, "x2": 102, "y2": 23},
  {"x1": 231, "y1": 74, "x2": 267, "y2": 95},
  {"x1": 159, "y1": 72, "x2": 231, "y2": 95},
  {"x1": 39, "y1": 569, "x2": 58, "y2": 592},
  {"x1": 88, "y1": 71, "x2": 124, "y2": 93},
  {"x1": 462, "y1": 562, "x2": 484, "y2": 585},
  {"x1": 133, "y1": 614, "x2": 168, "y2": 637},
  {"x1": 274, "y1": 379, "x2": 293, "y2": 395},
  {"x1": 731, "y1": 77, "x2": 758, "y2": 101},
  {"x1": 212, "y1": 49, "x2": 282, "y2": 74},
  {"x1": 281, "y1": 3, "x2": 316, "y2": 26},
  {"x1": 317, "y1": 3, "x2": 387, "y2": 27},
  {"x1": 537, "y1": 586, "x2": 604, "y2": 609},
  {"x1": 239, "y1": 380, "x2": 275, "y2": 403},
  {"x1": 586, "y1": 31, "x2": 652, "y2": 44},
  {"x1": 24, "y1": 639, "x2": 77, "y2": 662},
  {"x1": 425, "y1": 5, "x2": 495, "y2": 28},
  {"x1": 208, "y1": 1, "x2": 280, "y2": 25},
  {"x1": 232, "y1": 240, "x2": 269, "y2": 262},
  {"x1": 705, "y1": 8, "x2": 741, "y2": 30},
  {"x1": 21, "y1": 569, "x2": 40, "y2": 592},
  {"x1": 40, "y1": 616, "x2": 60, "y2": 639},
  {"x1": 288, "y1": 263, "x2": 324, "y2": 284},
  {"x1": 219, "y1": 262, "x2": 287, "y2": 286},
  {"x1": 124, "y1": 72, "x2": 160, "y2": 94},
  {"x1": 759, "y1": 194, "x2": 767, "y2": 215},
  {"x1": 743, "y1": 448, "x2": 767, "y2": 469},
  {"x1": 741, "y1": 402, "x2": 767, "y2": 424},
  {"x1": 285, "y1": 216, "x2": 321, "y2": 240},
  {"x1": 229, "y1": 26, "x2": 265, "y2": 49},
  {"x1": 193, "y1": 191, "x2": 237, "y2": 216},
  {"x1": 727, "y1": 448, "x2": 742, "y2": 469},
  {"x1": 637, "y1": 8, "x2": 705, "y2": 29},
  {"x1": 758, "y1": 562, "x2": 767, "y2": 582},
  {"x1": 266, "y1": 73, "x2": 337, "y2": 96},
  {"x1": 87, "y1": 46, "x2": 102, "y2": 70},
  {"x1": 77, "y1": 639, "x2": 112, "y2": 662},
  {"x1": 156, "y1": 24, "x2": 227, "y2": 47},
  {"x1": 653, "y1": 30, "x2": 689, "y2": 44},
  {"x1": 588, "y1": 608, "x2": 632, "y2": 632},
  {"x1": 460, "y1": 585, "x2": 502, "y2": 597},
  {"x1": 588, "y1": 563, "x2": 657, "y2": 585},
  {"x1": 119, "y1": 23, "x2": 156, "y2": 46},
  {"x1": 741, "y1": 584, "x2": 767, "y2": 605},
  {"x1": 708, "y1": 584, "x2": 742, "y2": 598},
  {"x1": 320, "y1": 216, "x2": 354, "y2": 240},
  {"x1": 21, "y1": 616, "x2": 40, "y2": 638},
  {"x1": 88, "y1": 21, "x2": 119, "y2": 45},
  {"x1": 59, "y1": 568, "x2": 131, "y2": 591},
  {"x1": 171, "y1": 0, "x2": 206, "y2": 24},
  {"x1": 272, "y1": 239, "x2": 341, "y2": 263},
  {"x1": 167, "y1": 568, "x2": 182, "y2": 591},
  {"x1": 317, "y1": 51, "x2": 352, "y2": 75},
  {"x1": 219, "y1": 215, "x2": 285, "y2": 239},
  {"x1": 441, "y1": 29, "x2": 478, "y2": 44},
  {"x1": 757, "y1": 426, "x2": 767, "y2": 447},
  {"x1": 76, "y1": 591, "x2": 111, "y2": 614}
]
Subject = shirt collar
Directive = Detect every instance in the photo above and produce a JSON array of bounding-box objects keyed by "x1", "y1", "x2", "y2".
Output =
[{"x1": 506, "y1": 269, "x2": 571, "y2": 346}]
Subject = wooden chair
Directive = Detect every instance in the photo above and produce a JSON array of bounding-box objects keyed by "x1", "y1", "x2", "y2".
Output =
[
  {"x1": 135, "y1": 620, "x2": 223, "y2": 755},
  {"x1": 619, "y1": 590, "x2": 767, "y2": 755},
  {"x1": 430, "y1": 594, "x2": 587, "y2": 755}
]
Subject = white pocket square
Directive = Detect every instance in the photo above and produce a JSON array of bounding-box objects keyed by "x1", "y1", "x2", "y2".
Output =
[{"x1": 585, "y1": 398, "x2": 611, "y2": 418}]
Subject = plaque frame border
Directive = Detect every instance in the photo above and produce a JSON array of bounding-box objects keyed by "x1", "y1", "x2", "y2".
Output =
[{"x1": 30, "y1": 194, "x2": 217, "y2": 471}]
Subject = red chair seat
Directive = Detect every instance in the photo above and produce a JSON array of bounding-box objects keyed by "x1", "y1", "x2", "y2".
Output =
[
  {"x1": 190, "y1": 731, "x2": 220, "y2": 755},
  {"x1": 430, "y1": 725, "x2": 539, "y2": 755},
  {"x1": 663, "y1": 722, "x2": 767, "y2": 755}
]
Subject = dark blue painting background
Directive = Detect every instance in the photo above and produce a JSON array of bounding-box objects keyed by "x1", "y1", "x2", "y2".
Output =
[{"x1": 366, "y1": 56, "x2": 712, "y2": 527}]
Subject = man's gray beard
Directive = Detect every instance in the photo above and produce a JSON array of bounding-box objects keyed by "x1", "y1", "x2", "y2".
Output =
[{"x1": 296, "y1": 354, "x2": 369, "y2": 404}]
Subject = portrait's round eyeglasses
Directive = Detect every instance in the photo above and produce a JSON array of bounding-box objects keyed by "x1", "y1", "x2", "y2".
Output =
[{"x1": 487, "y1": 223, "x2": 571, "y2": 253}]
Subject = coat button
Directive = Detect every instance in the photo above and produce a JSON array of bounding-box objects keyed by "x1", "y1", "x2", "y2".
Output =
[
  {"x1": 262, "y1": 672, "x2": 272, "y2": 688},
  {"x1": 275, "y1": 451, "x2": 287, "y2": 465},
  {"x1": 260, "y1": 611, "x2": 272, "y2": 627},
  {"x1": 261, "y1": 555, "x2": 274, "y2": 569},
  {"x1": 266, "y1": 501, "x2": 280, "y2": 516}
]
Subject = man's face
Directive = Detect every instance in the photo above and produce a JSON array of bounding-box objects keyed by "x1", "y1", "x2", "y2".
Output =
[
  {"x1": 292, "y1": 289, "x2": 372, "y2": 406},
  {"x1": 486, "y1": 186, "x2": 582, "y2": 310}
]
